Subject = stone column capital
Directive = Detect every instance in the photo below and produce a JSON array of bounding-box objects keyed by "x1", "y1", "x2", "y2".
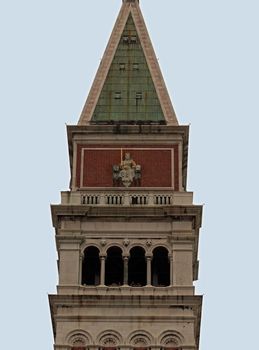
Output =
[{"x1": 145, "y1": 254, "x2": 153, "y2": 260}]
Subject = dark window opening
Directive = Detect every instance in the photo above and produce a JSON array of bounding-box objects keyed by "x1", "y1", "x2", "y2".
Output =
[
  {"x1": 122, "y1": 35, "x2": 137, "y2": 44},
  {"x1": 82, "y1": 246, "x2": 100, "y2": 286},
  {"x1": 136, "y1": 92, "x2": 142, "y2": 100},
  {"x1": 131, "y1": 36, "x2": 137, "y2": 44},
  {"x1": 123, "y1": 35, "x2": 129, "y2": 44},
  {"x1": 119, "y1": 63, "x2": 126, "y2": 71},
  {"x1": 128, "y1": 247, "x2": 147, "y2": 286},
  {"x1": 115, "y1": 92, "x2": 122, "y2": 100},
  {"x1": 105, "y1": 247, "x2": 123, "y2": 286},
  {"x1": 136, "y1": 92, "x2": 142, "y2": 107},
  {"x1": 152, "y1": 247, "x2": 170, "y2": 287}
]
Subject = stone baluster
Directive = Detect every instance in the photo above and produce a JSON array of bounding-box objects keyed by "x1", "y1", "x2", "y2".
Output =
[{"x1": 100, "y1": 193, "x2": 106, "y2": 205}]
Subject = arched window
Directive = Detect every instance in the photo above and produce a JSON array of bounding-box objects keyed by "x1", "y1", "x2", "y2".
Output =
[
  {"x1": 105, "y1": 247, "x2": 123, "y2": 286},
  {"x1": 159, "y1": 330, "x2": 183, "y2": 350},
  {"x1": 82, "y1": 246, "x2": 100, "y2": 286},
  {"x1": 68, "y1": 330, "x2": 90, "y2": 350},
  {"x1": 128, "y1": 247, "x2": 147, "y2": 286},
  {"x1": 151, "y1": 247, "x2": 170, "y2": 286}
]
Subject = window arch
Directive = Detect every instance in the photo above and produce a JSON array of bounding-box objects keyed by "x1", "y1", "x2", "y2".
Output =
[
  {"x1": 151, "y1": 247, "x2": 170, "y2": 286},
  {"x1": 128, "y1": 329, "x2": 154, "y2": 348},
  {"x1": 159, "y1": 330, "x2": 184, "y2": 349},
  {"x1": 67, "y1": 329, "x2": 92, "y2": 350},
  {"x1": 82, "y1": 246, "x2": 100, "y2": 286},
  {"x1": 97, "y1": 329, "x2": 123, "y2": 349},
  {"x1": 105, "y1": 247, "x2": 123, "y2": 286},
  {"x1": 128, "y1": 246, "x2": 147, "y2": 286}
]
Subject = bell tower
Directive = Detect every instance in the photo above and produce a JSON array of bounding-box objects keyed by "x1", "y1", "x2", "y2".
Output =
[{"x1": 49, "y1": 1, "x2": 203, "y2": 350}]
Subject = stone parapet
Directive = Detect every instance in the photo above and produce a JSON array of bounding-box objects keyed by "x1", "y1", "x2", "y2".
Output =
[
  {"x1": 60, "y1": 190, "x2": 193, "y2": 206},
  {"x1": 57, "y1": 285, "x2": 195, "y2": 296}
]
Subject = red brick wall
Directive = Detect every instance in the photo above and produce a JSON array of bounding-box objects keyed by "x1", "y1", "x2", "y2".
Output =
[{"x1": 76, "y1": 144, "x2": 179, "y2": 189}]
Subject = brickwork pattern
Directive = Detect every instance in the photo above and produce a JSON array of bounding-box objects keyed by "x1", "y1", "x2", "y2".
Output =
[{"x1": 76, "y1": 144, "x2": 179, "y2": 189}]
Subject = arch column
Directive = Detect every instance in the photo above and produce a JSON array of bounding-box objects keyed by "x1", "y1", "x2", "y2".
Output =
[
  {"x1": 79, "y1": 252, "x2": 84, "y2": 284},
  {"x1": 146, "y1": 254, "x2": 152, "y2": 286},
  {"x1": 99, "y1": 254, "x2": 106, "y2": 286},
  {"x1": 169, "y1": 254, "x2": 174, "y2": 286},
  {"x1": 123, "y1": 254, "x2": 129, "y2": 286}
]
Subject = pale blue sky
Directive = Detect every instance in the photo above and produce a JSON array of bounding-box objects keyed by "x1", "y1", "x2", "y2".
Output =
[{"x1": 0, "y1": 1, "x2": 259, "y2": 349}]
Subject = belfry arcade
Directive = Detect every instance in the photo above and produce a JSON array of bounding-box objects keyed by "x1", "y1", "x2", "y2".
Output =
[{"x1": 81, "y1": 244, "x2": 171, "y2": 287}]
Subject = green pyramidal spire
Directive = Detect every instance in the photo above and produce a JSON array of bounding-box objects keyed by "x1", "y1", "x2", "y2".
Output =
[
  {"x1": 78, "y1": 1, "x2": 178, "y2": 125},
  {"x1": 92, "y1": 15, "x2": 165, "y2": 123}
]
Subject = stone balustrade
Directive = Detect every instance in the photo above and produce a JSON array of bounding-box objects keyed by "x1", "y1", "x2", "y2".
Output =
[{"x1": 61, "y1": 190, "x2": 193, "y2": 206}]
